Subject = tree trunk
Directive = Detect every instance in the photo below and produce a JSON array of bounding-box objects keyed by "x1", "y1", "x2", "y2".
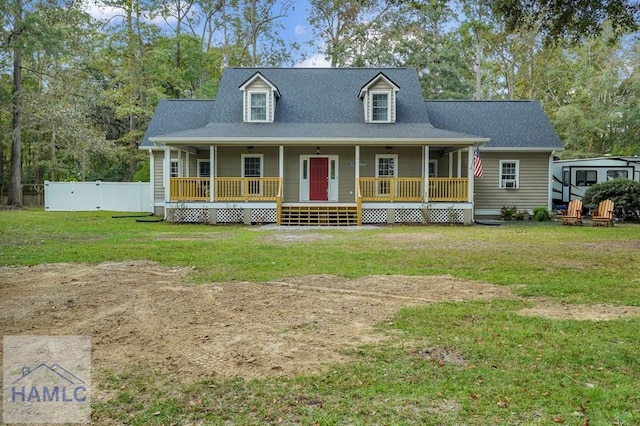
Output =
[
  {"x1": 474, "y1": 31, "x2": 482, "y2": 100},
  {"x1": 50, "y1": 129, "x2": 57, "y2": 181},
  {"x1": 7, "y1": 0, "x2": 23, "y2": 207}
]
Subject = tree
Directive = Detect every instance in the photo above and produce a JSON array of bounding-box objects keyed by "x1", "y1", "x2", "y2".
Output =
[
  {"x1": 359, "y1": 0, "x2": 473, "y2": 98},
  {"x1": 492, "y1": 0, "x2": 639, "y2": 43},
  {"x1": 308, "y1": 0, "x2": 392, "y2": 67},
  {"x1": 1, "y1": 0, "x2": 68, "y2": 206}
]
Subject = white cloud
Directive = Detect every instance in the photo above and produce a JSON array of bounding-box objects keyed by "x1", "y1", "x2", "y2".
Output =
[
  {"x1": 296, "y1": 54, "x2": 332, "y2": 68},
  {"x1": 294, "y1": 25, "x2": 306, "y2": 36},
  {"x1": 82, "y1": 1, "x2": 122, "y2": 22}
]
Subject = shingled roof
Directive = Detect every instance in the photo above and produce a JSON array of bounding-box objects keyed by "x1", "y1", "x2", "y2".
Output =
[
  {"x1": 424, "y1": 100, "x2": 563, "y2": 150},
  {"x1": 140, "y1": 100, "x2": 215, "y2": 148},
  {"x1": 142, "y1": 67, "x2": 485, "y2": 145},
  {"x1": 141, "y1": 68, "x2": 562, "y2": 150}
]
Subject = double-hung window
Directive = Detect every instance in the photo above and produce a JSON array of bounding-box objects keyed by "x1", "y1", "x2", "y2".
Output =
[
  {"x1": 371, "y1": 92, "x2": 390, "y2": 122},
  {"x1": 499, "y1": 160, "x2": 519, "y2": 188},
  {"x1": 249, "y1": 92, "x2": 268, "y2": 121},
  {"x1": 170, "y1": 160, "x2": 179, "y2": 177}
]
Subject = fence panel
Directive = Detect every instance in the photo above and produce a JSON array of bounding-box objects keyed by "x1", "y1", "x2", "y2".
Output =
[{"x1": 45, "y1": 181, "x2": 151, "y2": 212}]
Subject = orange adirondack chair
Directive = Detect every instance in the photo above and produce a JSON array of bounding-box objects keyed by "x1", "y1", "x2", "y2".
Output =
[
  {"x1": 592, "y1": 199, "x2": 615, "y2": 226},
  {"x1": 561, "y1": 199, "x2": 583, "y2": 225}
]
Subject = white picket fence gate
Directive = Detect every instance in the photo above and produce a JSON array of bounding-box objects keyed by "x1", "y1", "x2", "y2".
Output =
[{"x1": 44, "y1": 181, "x2": 151, "y2": 212}]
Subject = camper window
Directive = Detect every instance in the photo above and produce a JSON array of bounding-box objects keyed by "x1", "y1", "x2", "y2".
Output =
[
  {"x1": 607, "y1": 170, "x2": 628, "y2": 180},
  {"x1": 576, "y1": 170, "x2": 597, "y2": 186}
]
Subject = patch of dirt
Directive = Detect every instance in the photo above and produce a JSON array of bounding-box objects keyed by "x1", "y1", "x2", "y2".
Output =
[
  {"x1": 518, "y1": 299, "x2": 640, "y2": 321},
  {"x1": 2, "y1": 261, "x2": 638, "y2": 386},
  {"x1": 0, "y1": 261, "x2": 510, "y2": 381}
]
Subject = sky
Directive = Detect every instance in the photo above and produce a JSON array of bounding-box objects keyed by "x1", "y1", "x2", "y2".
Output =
[{"x1": 82, "y1": 0, "x2": 331, "y2": 67}]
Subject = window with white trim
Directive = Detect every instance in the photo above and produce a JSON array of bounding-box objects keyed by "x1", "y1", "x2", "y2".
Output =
[
  {"x1": 249, "y1": 92, "x2": 268, "y2": 121},
  {"x1": 376, "y1": 154, "x2": 397, "y2": 195},
  {"x1": 197, "y1": 160, "x2": 210, "y2": 177},
  {"x1": 499, "y1": 160, "x2": 519, "y2": 188},
  {"x1": 170, "y1": 159, "x2": 179, "y2": 177},
  {"x1": 242, "y1": 154, "x2": 263, "y2": 195},
  {"x1": 371, "y1": 92, "x2": 390, "y2": 122}
]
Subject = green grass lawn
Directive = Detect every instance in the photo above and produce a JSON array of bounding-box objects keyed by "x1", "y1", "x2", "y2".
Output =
[{"x1": 2, "y1": 210, "x2": 640, "y2": 425}]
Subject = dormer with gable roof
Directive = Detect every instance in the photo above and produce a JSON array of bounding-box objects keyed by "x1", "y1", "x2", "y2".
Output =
[
  {"x1": 358, "y1": 72, "x2": 400, "y2": 123},
  {"x1": 239, "y1": 72, "x2": 280, "y2": 123}
]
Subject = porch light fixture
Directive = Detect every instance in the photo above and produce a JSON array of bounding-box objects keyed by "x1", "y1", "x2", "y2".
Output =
[
  {"x1": 247, "y1": 146, "x2": 254, "y2": 153},
  {"x1": 385, "y1": 146, "x2": 392, "y2": 153},
  {"x1": 316, "y1": 146, "x2": 320, "y2": 154}
]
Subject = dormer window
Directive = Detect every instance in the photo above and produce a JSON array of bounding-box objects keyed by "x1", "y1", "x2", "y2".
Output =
[
  {"x1": 239, "y1": 72, "x2": 280, "y2": 123},
  {"x1": 371, "y1": 92, "x2": 390, "y2": 122},
  {"x1": 359, "y1": 72, "x2": 399, "y2": 123},
  {"x1": 250, "y1": 92, "x2": 268, "y2": 121}
]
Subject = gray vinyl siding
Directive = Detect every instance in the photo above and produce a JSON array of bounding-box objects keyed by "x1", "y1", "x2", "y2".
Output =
[
  {"x1": 474, "y1": 152, "x2": 550, "y2": 211},
  {"x1": 215, "y1": 146, "x2": 279, "y2": 177},
  {"x1": 359, "y1": 147, "x2": 423, "y2": 177},
  {"x1": 153, "y1": 151, "x2": 164, "y2": 201}
]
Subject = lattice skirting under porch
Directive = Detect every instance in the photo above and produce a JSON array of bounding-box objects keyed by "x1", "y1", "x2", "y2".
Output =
[
  {"x1": 362, "y1": 208, "x2": 465, "y2": 224},
  {"x1": 250, "y1": 208, "x2": 278, "y2": 224},
  {"x1": 173, "y1": 208, "x2": 210, "y2": 223},
  {"x1": 216, "y1": 208, "x2": 244, "y2": 223}
]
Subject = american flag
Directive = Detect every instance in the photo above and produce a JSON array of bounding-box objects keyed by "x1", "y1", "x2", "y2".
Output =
[{"x1": 473, "y1": 147, "x2": 484, "y2": 178}]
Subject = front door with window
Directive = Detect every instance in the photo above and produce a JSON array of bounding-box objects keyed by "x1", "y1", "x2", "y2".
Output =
[{"x1": 309, "y1": 158, "x2": 329, "y2": 201}]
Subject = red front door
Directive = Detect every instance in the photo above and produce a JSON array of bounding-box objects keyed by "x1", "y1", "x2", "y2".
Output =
[{"x1": 310, "y1": 157, "x2": 329, "y2": 201}]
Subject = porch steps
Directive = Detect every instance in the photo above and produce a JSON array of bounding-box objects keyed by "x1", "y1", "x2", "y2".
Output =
[{"x1": 280, "y1": 206, "x2": 358, "y2": 226}]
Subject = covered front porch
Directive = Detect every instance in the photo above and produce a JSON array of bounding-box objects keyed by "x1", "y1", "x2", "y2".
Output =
[{"x1": 153, "y1": 144, "x2": 477, "y2": 225}]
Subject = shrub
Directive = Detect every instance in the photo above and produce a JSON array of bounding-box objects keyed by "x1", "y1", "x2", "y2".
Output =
[
  {"x1": 583, "y1": 179, "x2": 640, "y2": 220},
  {"x1": 533, "y1": 207, "x2": 551, "y2": 221}
]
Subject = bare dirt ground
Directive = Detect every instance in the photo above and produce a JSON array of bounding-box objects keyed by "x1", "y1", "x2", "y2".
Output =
[{"x1": 2, "y1": 261, "x2": 639, "y2": 383}]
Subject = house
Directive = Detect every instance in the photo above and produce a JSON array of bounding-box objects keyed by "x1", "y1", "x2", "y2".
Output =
[
  {"x1": 552, "y1": 156, "x2": 640, "y2": 205},
  {"x1": 140, "y1": 67, "x2": 563, "y2": 225}
]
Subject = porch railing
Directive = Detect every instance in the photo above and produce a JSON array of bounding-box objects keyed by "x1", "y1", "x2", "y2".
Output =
[
  {"x1": 170, "y1": 177, "x2": 467, "y2": 203},
  {"x1": 169, "y1": 177, "x2": 281, "y2": 202},
  {"x1": 358, "y1": 177, "x2": 469, "y2": 202},
  {"x1": 428, "y1": 178, "x2": 469, "y2": 202},
  {"x1": 170, "y1": 177, "x2": 210, "y2": 201}
]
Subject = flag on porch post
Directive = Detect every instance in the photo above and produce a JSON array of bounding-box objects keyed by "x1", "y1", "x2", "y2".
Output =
[{"x1": 473, "y1": 146, "x2": 484, "y2": 178}]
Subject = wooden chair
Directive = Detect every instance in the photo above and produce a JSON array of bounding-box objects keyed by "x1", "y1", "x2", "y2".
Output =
[
  {"x1": 561, "y1": 199, "x2": 583, "y2": 225},
  {"x1": 592, "y1": 199, "x2": 615, "y2": 226}
]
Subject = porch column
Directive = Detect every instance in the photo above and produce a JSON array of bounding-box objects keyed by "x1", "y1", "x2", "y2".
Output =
[
  {"x1": 467, "y1": 147, "x2": 475, "y2": 203},
  {"x1": 148, "y1": 149, "x2": 155, "y2": 211},
  {"x1": 457, "y1": 150, "x2": 462, "y2": 178},
  {"x1": 185, "y1": 151, "x2": 190, "y2": 176},
  {"x1": 163, "y1": 146, "x2": 170, "y2": 203},
  {"x1": 423, "y1": 146, "x2": 430, "y2": 202},
  {"x1": 209, "y1": 146, "x2": 215, "y2": 202},
  {"x1": 279, "y1": 145, "x2": 284, "y2": 179},
  {"x1": 448, "y1": 152, "x2": 453, "y2": 177},
  {"x1": 354, "y1": 145, "x2": 360, "y2": 202}
]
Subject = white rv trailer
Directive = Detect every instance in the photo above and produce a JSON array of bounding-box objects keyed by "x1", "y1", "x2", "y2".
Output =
[{"x1": 552, "y1": 156, "x2": 640, "y2": 205}]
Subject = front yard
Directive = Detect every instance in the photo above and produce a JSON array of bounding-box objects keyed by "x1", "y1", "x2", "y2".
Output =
[{"x1": 1, "y1": 210, "x2": 639, "y2": 424}]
